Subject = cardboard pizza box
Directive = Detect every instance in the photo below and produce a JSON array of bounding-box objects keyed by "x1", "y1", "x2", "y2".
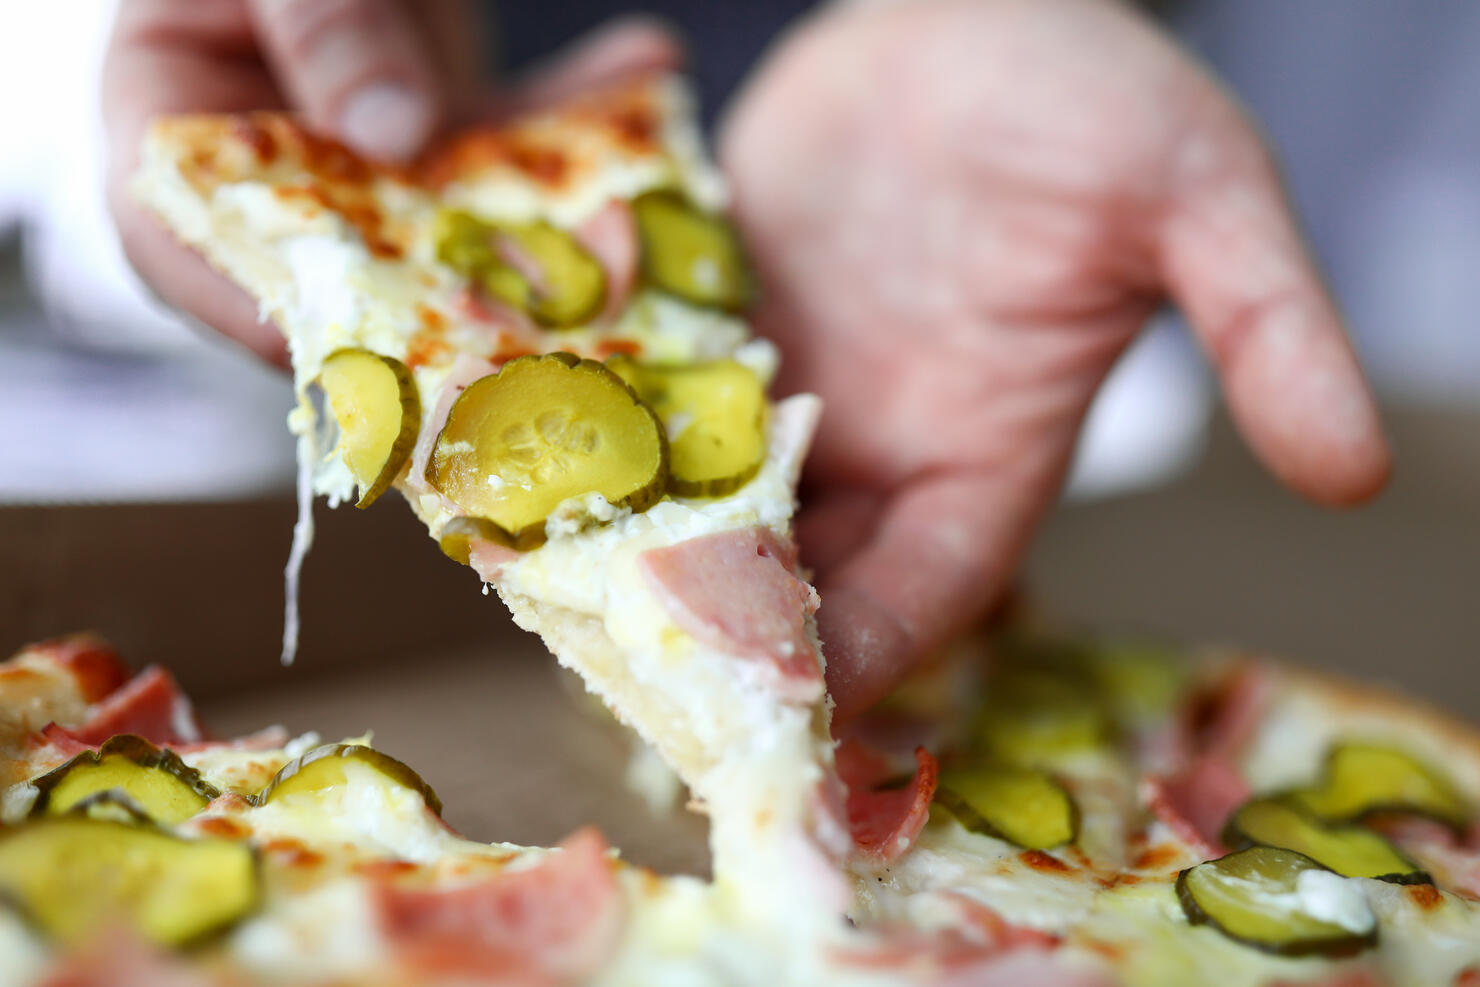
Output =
[{"x1": 1, "y1": 405, "x2": 1475, "y2": 876}]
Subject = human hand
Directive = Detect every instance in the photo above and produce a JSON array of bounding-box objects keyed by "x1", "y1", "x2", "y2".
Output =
[
  {"x1": 721, "y1": 0, "x2": 1391, "y2": 722},
  {"x1": 102, "y1": 1, "x2": 678, "y2": 364}
]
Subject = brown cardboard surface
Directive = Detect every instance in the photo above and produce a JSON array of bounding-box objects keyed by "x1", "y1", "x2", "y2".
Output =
[
  {"x1": 1, "y1": 405, "x2": 1475, "y2": 875},
  {"x1": 202, "y1": 640, "x2": 711, "y2": 876},
  {"x1": 0, "y1": 497, "x2": 493, "y2": 698}
]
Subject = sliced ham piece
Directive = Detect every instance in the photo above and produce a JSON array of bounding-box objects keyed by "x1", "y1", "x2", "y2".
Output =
[
  {"x1": 1179, "y1": 661, "x2": 1273, "y2": 764},
  {"x1": 29, "y1": 634, "x2": 131, "y2": 704},
  {"x1": 848, "y1": 747, "x2": 940, "y2": 864},
  {"x1": 469, "y1": 539, "x2": 520, "y2": 584},
  {"x1": 66, "y1": 666, "x2": 202, "y2": 746},
  {"x1": 575, "y1": 199, "x2": 639, "y2": 322},
  {"x1": 1375, "y1": 816, "x2": 1480, "y2": 898},
  {"x1": 638, "y1": 527, "x2": 825, "y2": 703},
  {"x1": 377, "y1": 827, "x2": 625, "y2": 982},
  {"x1": 32, "y1": 722, "x2": 290, "y2": 760},
  {"x1": 835, "y1": 737, "x2": 894, "y2": 792},
  {"x1": 404, "y1": 352, "x2": 498, "y2": 507},
  {"x1": 1264, "y1": 970, "x2": 1387, "y2": 987},
  {"x1": 36, "y1": 929, "x2": 225, "y2": 987},
  {"x1": 839, "y1": 896, "x2": 1111, "y2": 987},
  {"x1": 1142, "y1": 754, "x2": 1250, "y2": 861}
]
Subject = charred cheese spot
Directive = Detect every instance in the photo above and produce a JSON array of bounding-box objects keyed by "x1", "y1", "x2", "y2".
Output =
[
  {"x1": 1020, "y1": 849, "x2": 1072, "y2": 873},
  {"x1": 593, "y1": 338, "x2": 643, "y2": 359},
  {"x1": 272, "y1": 183, "x2": 401, "y2": 259},
  {"x1": 507, "y1": 141, "x2": 570, "y2": 186},
  {"x1": 230, "y1": 117, "x2": 278, "y2": 164},
  {"x1": 260, "y1": 838, "x2": 325, "y2": 869},
  {"x1": 406, "y1": 307, "x2": 453, "y2": 370},
  {"x1": 1132, "y1": 843, "x2": 1187, "y2": 871},
  {"x1": 1407, "y1": 883, "x2": 1444, "y2": 910},
  {"x1": 195, "y1": 817, "x2": 251, "y2": 840},
  {"x1": 354, "y1": 858, "x2": 419, "y2": 880}
]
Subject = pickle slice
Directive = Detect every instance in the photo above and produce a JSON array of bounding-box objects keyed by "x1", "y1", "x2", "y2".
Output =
[
  {"x1": 436, "y1": 515, "x2": 506, "y2": 565},
  {"x1": 1224, "y1": 798, "x2": 1429, "y2": 884},
  {"x1": 318, "y1": 349, "x2": 421, "y2": 508},
  {"x1": 30, "y1": 735, "x2": 220, "y2": 826},
  {"x1": 434, "y1": 210, "x2": 604, "y2": 327},
  {"x1": 633, "y1": 191, "x2": 752, "y2": 311},
  {"x1": 426, "y1": 353, "x2": 667, "y2": 550},
  {"x1": 976, "y1": 669, "x2": 1111, "y2": 766},
  {"x1": 1081, "y1": 639, "x2": 1189, "y2": 728},
  {"x1": 1176, "y1": 846, "x2": 1377, "y2": 957},
  {"x1": 256, "y1": 743, "x2": 443, "y2": 816},
  {"x1": 0, "y1": 817, "x2": 257, "y2": 946},
  {"x1": 610, "y1": 358, "x2": 767, "y2": 497},
  {"x1": 935, "y1": 766, "x2": 1078, "y2": 850},
  {"x1": 1290, "y1": 742, "x2": 1470, "y2": 832}
]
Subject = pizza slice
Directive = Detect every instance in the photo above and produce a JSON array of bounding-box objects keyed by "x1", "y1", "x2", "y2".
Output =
[{"x1": 130, "y1": 75, "x2": 852, "y2": 934}]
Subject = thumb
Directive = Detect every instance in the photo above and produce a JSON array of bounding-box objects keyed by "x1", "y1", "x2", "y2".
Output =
[{"x1": 246, "y1": 0, "x2": 446, "y2": 161}]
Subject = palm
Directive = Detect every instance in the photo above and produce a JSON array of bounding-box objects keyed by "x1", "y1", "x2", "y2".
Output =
[{"x1": 722, "y1": 0, "x2": 1388, "y2": 718}]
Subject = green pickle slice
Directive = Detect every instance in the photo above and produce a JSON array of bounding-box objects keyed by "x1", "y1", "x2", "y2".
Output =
[
  {"x1": 609, "y1": 357, "x2": 767, "y2": 497},
  {"x1": 935, "y1": 765, "x2": 1078, "y2": 850},
  {"x1": 434, "y1": 210, "x2": 604, "y2": 327},
  {"x1": 1224, "y1": 798, "x2": 1429, "y2": 884},
  {"x1": 976, "y1": 668, "x2": 1112, "y2": 766},
  {"x1": 1176, "y1": 846, "x2": 1377, "y2": 957},
  {"x1": 633, "y1": 191, "x2": 752, "y2": 310},
  {"x1": 256, "y1": 743, "x2": 443, "y2": 816},
  {"x1": 1289, "y1": 742, "x2": 1470, "y2": 832},
  {"x1": 30, "y1": 735, "x2": 220, "y2": 825},
  {"x1": 1080, "y1": 639, "x2": 1189, "y2": 729},
  {"x1": 0, "y1": 817, "x2": 257, "y2": 946},
  {"x1": 427, "y1": 353, "x2": 668, "y2": 550},
  {"x1": 318, "y1": 348, "x2": 421, "y2": 508}
]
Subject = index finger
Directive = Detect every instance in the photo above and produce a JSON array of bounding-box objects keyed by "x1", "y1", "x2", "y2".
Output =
[
  {"x1": 103, "y1": 0, "x2": 288, "y2": 363},
  {"x1": 1158, "y1": 89, "x2": 1391, "y2": 505}
]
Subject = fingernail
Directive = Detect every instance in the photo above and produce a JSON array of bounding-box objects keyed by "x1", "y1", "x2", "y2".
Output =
[{"x1": 339, "y1": 83, "x2": 434, "y2": 162}]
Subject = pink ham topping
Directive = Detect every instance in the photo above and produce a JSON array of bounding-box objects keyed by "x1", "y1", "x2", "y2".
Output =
[
  {"x1": 838, "y1": 895, "x2": 1112, "y2": 987},
  {"x1": 847, "y1": 747, "x2": 940, "y2": 863},
  {"x1": 377, "y1": 827, "x2": 624, "y2": 982},
  {"x1": 29, "y1": 634, "x2": 131, "y2": 704},
  {"x1": 575, "y1": 199, "x2": 639, "y2": 321},
  {"x1": 638, "y1": 527, "x2": 824, "y2": 702},
  {"x1": 1374, "y1": 816, "x2": 1480, "y2": 899},
  {"x1": 405, "y1": 353, "x2": 498, "y2": 506},
  {"x1": 1142, "y1": 754, "x2": 1250, "y2": 861},
  {"x1": 34, "y1": 722, "x2": 289, "y2": 760},
  {"x1": 36, "y1": 928, "x2": 225, "y2": 987},
  {"x1": 1179, "y1": 661, "x2": 1273, "y2": 763},
  {"x1": 65, "y1": 666, "x2": 202, "y2": 747},
  {"x1": 1265, "y1": 971, "x2": 1388, "y2": 987}
]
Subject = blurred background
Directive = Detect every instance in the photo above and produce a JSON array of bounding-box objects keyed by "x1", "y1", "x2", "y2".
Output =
[{"x1": 0, "y1": 1, "x2": 1475, "y2": 859}]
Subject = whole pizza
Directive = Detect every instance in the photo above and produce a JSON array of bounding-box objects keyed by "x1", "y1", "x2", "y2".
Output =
[{"x1": 1, "y1": 74, "x2": 1475, "y2": 986}]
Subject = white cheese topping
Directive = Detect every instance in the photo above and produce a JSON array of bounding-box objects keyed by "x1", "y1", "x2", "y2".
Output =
[{"x1": 1288, "y1": 870, "x2": 1376, "y2": 934}]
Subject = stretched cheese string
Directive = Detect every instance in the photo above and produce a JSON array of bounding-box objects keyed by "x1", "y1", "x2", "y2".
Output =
[{"x1": 280, "y1": 412, "x2": 317, "y2": 667}]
